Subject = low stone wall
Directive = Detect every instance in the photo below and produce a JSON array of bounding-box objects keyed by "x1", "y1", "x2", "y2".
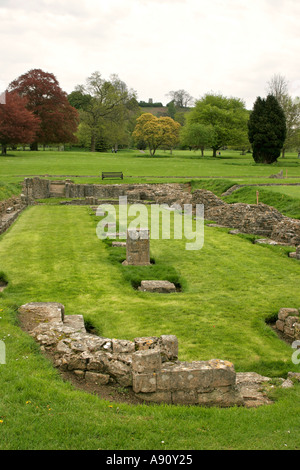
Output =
[
  {"x1": 21, "y1": 178, "x2": 300, "y2": 246},
  {"x1": 205, "y1": 203, "x2": 286, "y2": 238},
  {"x1": 0, "y1": 196, "x2": 27, "y2": 235},
  {"x1": 275, "y1": 308, "x2": 300, "y2": 342},
  {"x1": 19, "y1": 302, "x2": 244, "y2": 407}
]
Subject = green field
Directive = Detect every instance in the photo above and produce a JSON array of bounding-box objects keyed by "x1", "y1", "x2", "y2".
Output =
[{"x1": 0, "y1": 149, "x2": 300, "y2": 450}]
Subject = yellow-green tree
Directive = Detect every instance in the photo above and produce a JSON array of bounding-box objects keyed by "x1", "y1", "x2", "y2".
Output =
[{"x1": 132, "y1": 113, "x2": 181, "y2": 156}]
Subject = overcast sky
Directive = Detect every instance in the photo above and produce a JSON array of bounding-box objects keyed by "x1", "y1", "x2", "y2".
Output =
[{"x1": 0, "y1": 0, "x2": 299, "y2": 109}]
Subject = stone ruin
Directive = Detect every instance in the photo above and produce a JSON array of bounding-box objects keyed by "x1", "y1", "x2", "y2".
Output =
[
  {"x1": 19, "y1": 302, "x2": 298, "y2": 407},
  {"x1": 0, "y1": 196, "x2": 27, "y2": 235},
  {"x1": 289, "y1": 246, "x2": 300, "y2": 260},
  {"x1": 123, "y1": 228, "x2": 151, "y2": 266},
  {"x1": 17, "y1": 302, "x2": 243, "y2": 407},
  {"x1": 275, "y1": 308, "x2": 300, "y2": 342},
  {"x1": 21, "y1": 177, "x2": 300, "y2": 246}
]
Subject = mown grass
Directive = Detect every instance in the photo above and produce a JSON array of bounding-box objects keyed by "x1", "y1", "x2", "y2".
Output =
[
  {"x1": 224, "y1": 187, "x2": 300, "y2": 219},
  {"x1": 0, "y1": 205, "x2": 300, "y2": 450},
  {"x1": 1, "y1": 149, "x2": 300, "y2": 183}
]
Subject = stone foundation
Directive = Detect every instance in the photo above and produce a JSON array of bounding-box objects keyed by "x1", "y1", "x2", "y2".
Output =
[
  {"x1": 19, "y1": 302, "x2": 245, "y2": 407},
  {"x1": 275, "y1": 308, "x2": 300, "y2": 342},
  {"x1": 0, "y1": 196, "x2": 27, "y2": 235},
  {"x1": 21, "y1": 178, "x2": 300, "y2": 246}
]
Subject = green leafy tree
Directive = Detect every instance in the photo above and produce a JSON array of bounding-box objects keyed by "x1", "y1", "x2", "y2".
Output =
[
  {"x1": 248, "y1": 95, "x2": 286, "y2": 164},
  {"x1": 75, "y1": 72, "x2": 138, "y2": 152},
  {"x1": 180, "y1": 122, "x2": 215, "y2": 156},
  {"x1": 186, "y1": 93, "x2": 249, "y2": 157},
  {"x1": 132, "y1": 113, "x2": 181, "y2": 156}
]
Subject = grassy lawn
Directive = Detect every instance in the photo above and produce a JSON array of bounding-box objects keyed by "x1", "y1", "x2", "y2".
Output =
[
  {"x1": 1, "y1": 149, "x2": 300, "y2": 184},
  {"x1": 0, "y1": 205, "x2": 300, "y2": 450},
  {"x1": 0, "y1": 149, "x2": 300, "y2": 450}
]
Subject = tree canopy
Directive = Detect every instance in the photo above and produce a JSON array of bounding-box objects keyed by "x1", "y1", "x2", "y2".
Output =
[
  {"x1": 9, "y1": 69, "x2": 79, "y2": 150},
  {"x1": 132, "y1": 113, "x2": 181, "y2": 156},
  {"x1": 248, "y1": 95, "x2": 287, "y2": 164},
  {"x1": 74, "y1": 72, "x2": 139, "y2": 151},
  {"x1": 0, "y1": 91, "x2": 40, "y2": 155},
  {"x1": 185, "y1": 93, "x2": 249, "y2": 157}
]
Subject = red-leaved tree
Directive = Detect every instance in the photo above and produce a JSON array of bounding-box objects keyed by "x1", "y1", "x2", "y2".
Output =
[
  {"x1": 9, "y1": 69, "x2": 79, "y2": 149},
  {"x1": 0, "y1": 91, "x2": 41, "y2": 155}
]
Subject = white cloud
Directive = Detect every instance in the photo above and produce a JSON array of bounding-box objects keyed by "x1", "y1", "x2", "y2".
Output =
[{"x1": 0, "y1": 0, "x2": 299, "y2": 109}]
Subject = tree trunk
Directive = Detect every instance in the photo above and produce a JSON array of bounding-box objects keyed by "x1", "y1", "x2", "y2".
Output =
[
  {"x1": 91, "y1": 134, "x2": 96, "y2": 152},
  {"x1": 30, "y1": 142, "x2": 38, "y2": 151},
  {"x1": 212, "y1": 147, "x2": 217, "y2": 157},
  {"x1": 1, "y1": 144, "x2": 7, "y2": 155},
  {"x1": 281, "y1": 147, "x2": 286, "y2": 158}
]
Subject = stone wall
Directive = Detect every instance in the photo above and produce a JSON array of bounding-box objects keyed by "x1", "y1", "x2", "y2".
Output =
[
  {"x1": 0, "y1": 196, "x2": 27, "y2": 235},
  {"x1": 21, "y1": 178, "x2": 300, "y2": 246},
  {"x1": 275, "y1": 308, "x2": 300, "y2": 342},
  {"x1": 19, "y1": 302, "x2": 244, "y2": 407},
  {"x1": 205, "y1": 202, "x2": 286, "y2": 238}
]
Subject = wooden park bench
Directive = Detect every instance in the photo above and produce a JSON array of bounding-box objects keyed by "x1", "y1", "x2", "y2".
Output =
[{"x1": 101, "y1": 172, "x2": 123, "y2": 180}]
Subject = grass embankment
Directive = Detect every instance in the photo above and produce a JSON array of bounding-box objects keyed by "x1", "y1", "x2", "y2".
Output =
[
  {"x1": 190, "y1": 179, "x2": 300, "y2": 219},
  {"x1": 0, "y1": 205, "x2": 299, "y2": 449}
]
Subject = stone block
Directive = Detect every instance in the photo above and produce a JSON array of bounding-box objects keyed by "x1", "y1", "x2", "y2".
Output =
[
  {"x1": 285, "y1": 316, "x2": 299, "y2": 329},
  {"x1": 139, "y1": 280, "x2": 176, "y2": 293},
  {"x1": 157, "y1": 362, "x2": 214, "y2": 391},
  {"x1": 85, "y1": 372, "x2": 110, "y2": 385},
  {"x1": 134, "y1": 336, "x2": 159, "y2": 351},
  {"x1": 284, "y1": 326, "x2": 295, "y2": 338},
  {"x1": 208, "y1": 359, "x2": 236, "y2": 387},
  {"x1": 132, "y1": 373, "x2": 157, "y2": 393},
  {"x1": 125, "y1": 228, "x2": 150, "y2": 266},
  {"x1": 19, "y1": 302, "x2": 64, "y2": 324},
  {"x1": 278, "y1": 308, "x2": 299, "y2": 321},
  {"x1": 132, "y1": 350, "x2": 162, "y2": 373},
  {"x1": 135, "y1": 391, "x2": 172, "y2": 404},
  {"x1": 197, "y1": 386, "x2": 244, "y2": 407},
  {"x1": 159, "y1": 335, "x2": 178, "y2": 361},
  {"x1": 63, "y1": 315, "x2": 86, "y2": 333},
  {"x1": 171, "y1": 390, "x2": 198, "y2": 405},
  {"x1": 276, "y1": 320, "x2": 285, "y2": 332},
  {"x1": 112, "y1": 339, "x2": 135, "y2": 354}
]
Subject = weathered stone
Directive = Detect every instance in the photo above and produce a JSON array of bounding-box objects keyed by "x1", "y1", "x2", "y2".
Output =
[
  {"x1": 133, "y1": 373, "x2": 157, "y2": 393},
  {"x1": 159, "y1": 335, "x2": 178, "y2": 361},
  {"x1": 284, "y1": 326, "x2": 295, "y2": 338},
  {"x1": 285, "y1": 316, "x2": 299, "y2": 328},
  {"x1": 63, "y1": 315, "x2": 86, "y2": 333},
  {"x1": 139, "y1": 280, "x2": 176, "y2": 293},
  {"x1": 172, "y1": 390, "x2": 198, "y2": 404},
  {"x1": 112, "y1": 339, "x2": 135, "y2": 354},
  {"x1": 134, "y1": 336, "x2": 159, "y2": 351},
  {"x1": 135, "y1": 391, "x2": 172, "y2": 404},
  {"x1": 208, "y1": 359, "x2": 236, "y2": 387},
  {"x1": 276, "y1": 320, "x2": 285, "y2": 332},
  {"x1": 197, "y1": 386, "x2": 244, "y2": 407},
  {"x1": 19, "y1": 302, "x2": 64, "y2": 324},
  {"x1": 132, "y1": 350, "x2": 162, "y2": 373},
  {"x1": 85, "y1": 371, "x2": 110, "y2": 385},
  {"x1": 278, "y1": 308, "x2": 299, "y2": 321},
  {"x1": 124, "y1": 228, "x2": 150, "y2": 266}
]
